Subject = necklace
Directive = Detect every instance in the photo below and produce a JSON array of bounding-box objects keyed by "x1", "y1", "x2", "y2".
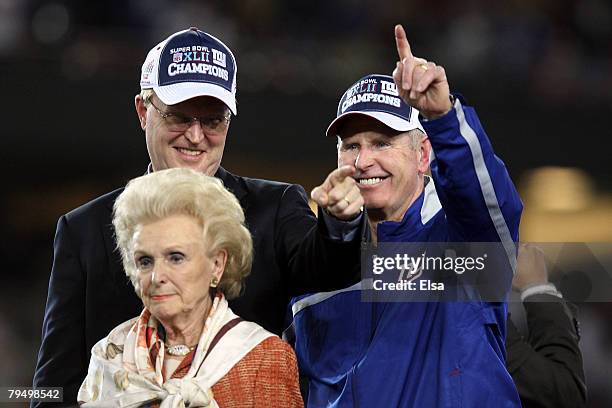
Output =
[{"x1": 165, "y1": 344, "x2": 197, "y2": 356}]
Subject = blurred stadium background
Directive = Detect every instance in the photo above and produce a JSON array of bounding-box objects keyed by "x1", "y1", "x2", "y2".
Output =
[{"x1": 1, "y1": 0, "x2": 611, "y2": 406}]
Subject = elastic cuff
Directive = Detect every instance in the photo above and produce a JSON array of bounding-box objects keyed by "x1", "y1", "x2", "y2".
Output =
[{"x1": 520, "y1": 283, "x2": 563, "y2": 302}]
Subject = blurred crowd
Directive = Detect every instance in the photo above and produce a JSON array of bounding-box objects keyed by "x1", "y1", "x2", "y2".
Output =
[{"x1": 1, "y1": 0, "x2": 611, "y2": 102}]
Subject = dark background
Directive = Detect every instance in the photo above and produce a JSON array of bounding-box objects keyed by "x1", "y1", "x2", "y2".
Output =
[{"x1": 1, "y1": 0, "x2": 611, "y2": 406}]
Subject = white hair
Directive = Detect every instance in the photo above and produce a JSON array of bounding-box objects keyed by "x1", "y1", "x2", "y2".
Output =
[{"x1": 113, "y1": 168, "x2": 252, "y2": 299}]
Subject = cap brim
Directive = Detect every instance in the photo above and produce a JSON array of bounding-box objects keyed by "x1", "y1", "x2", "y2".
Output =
[
  {"x1": 325, "y1": 111, "x2": 424, "y2": 137},
  {"x1": 153, "y1": 82, "x2": 237, "y2": 115}
]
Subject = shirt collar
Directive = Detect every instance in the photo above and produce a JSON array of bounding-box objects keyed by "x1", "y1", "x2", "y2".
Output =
[{"x1": 377, "y1": 177, "x2": 433, "y2": 242}]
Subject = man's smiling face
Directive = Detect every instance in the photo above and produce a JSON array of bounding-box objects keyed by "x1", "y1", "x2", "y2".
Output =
[
  {"x1": 141, "y1": 94, "x2": 230, "y2": 176},
  {"x1": 337, "y1": 115, "x2": 429, "y2": 222}
]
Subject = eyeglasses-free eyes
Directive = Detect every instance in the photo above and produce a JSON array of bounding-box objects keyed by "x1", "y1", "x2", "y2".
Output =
[{"x1": 148, "y1": 99, "x2": 231, "y2": 134}]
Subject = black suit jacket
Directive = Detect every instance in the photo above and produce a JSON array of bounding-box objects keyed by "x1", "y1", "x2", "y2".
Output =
[
  {"x1": 506, "y1": 294, "x2": 587, "y2": 408},
  {"x1": 33, "y1": 167, "x2": 362, "y2": 406}
]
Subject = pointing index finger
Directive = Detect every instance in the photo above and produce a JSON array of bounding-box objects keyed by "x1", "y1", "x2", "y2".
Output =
[
  {"x1": 395, "y1": 24, "x2": 413, "y2": 61},
  {"x1": 329, "y1": 165, "x2": 356, "y2": 186}
]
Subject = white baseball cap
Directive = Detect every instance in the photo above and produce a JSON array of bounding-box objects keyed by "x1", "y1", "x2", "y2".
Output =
[
  {"x1": 140, "y1": 27, "x2": 237, "y2": 114},
  {"x1": 326, "y1": 74, "x2": 424, "y2": 137}
]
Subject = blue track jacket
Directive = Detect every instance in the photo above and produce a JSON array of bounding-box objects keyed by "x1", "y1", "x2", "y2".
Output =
[{"x1": 289, "y1": 96, "x2": 523, "y2": 408}]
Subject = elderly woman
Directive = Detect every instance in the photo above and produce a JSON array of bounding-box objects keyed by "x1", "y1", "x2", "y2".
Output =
[{"x1": 77, "y1": 168, "x2": 303, "y2": 407}]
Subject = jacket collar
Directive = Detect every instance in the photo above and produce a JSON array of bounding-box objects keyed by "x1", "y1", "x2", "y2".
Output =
[
  {"x1": 376, "y1": 177, "x2": 440, "y2": 242},
  {"x1": 120, "y1": 164, "x2": 248, "y2": 205},
  {"x1": 214, "y1": 166, "x2": 248, "y2": 204}
]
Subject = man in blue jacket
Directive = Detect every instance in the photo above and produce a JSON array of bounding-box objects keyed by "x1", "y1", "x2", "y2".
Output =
[{"x1": 291, "y1": 25, "x2": 523, "y2": 407}]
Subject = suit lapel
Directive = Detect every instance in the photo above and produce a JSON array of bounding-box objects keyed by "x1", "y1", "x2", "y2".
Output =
[{"x1": 215, "y1": 166, "x2": 249, "y2": 211}]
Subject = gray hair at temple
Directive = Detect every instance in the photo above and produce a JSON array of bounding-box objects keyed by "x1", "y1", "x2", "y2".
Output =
[{"x1": 112, "y1": 168, "x2": 252, "y2": 299}]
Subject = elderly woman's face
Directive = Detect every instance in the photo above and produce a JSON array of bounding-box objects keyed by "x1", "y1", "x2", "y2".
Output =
[{"x1": 131, "y1": 214, "x2": 225, "y2": 323}]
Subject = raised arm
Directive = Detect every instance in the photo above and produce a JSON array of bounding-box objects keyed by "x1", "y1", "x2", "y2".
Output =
[
  {"x1": 506, "y1": 244, "x2": 587, "y2": 407},
  {"x1": 392, "y1": 24, "x2": 522, "y2": 247}
]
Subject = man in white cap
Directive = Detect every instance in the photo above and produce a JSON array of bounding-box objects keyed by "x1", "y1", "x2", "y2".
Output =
[
  {"x1": 33, "y1": 27, "x2": 364, "y2": 406},
  {"x1": 289, "y1": 25, "x2": 523, "y2": 407}
]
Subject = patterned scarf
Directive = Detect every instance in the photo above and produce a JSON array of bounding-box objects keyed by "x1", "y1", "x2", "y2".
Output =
[{"x1": 78, "y1": 293, "x2": 273, "y2": 407}]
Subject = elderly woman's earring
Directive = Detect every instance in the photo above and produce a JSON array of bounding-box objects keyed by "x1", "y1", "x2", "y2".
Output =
[{"x1": 210, "y1": 277, "x2": 219, "y2": 288}]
